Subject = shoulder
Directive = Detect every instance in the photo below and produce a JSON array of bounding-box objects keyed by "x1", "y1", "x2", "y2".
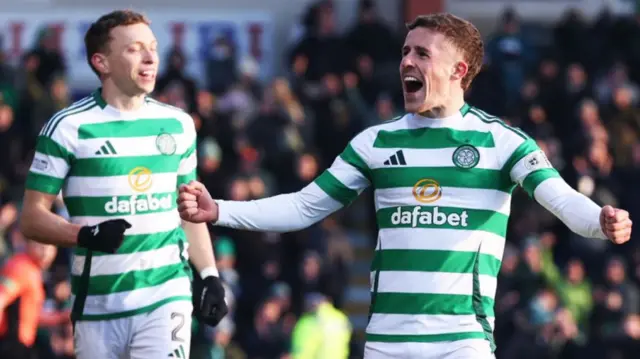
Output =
[
  {"x1": 352, "y1": 114, "x2": 409, "y2": 147},
  {"x1": 145, "y1": 97, "x2": 195, "y2": 133},
  {"x1": 465, "y1": 106, "x2": 532, "y2": 154},
  {"x1": 466, "y1": 107, "x2": 530, "y2": 141},
  {"x1": 40, "y1": 96, "x2": 100, "y2": 139}
]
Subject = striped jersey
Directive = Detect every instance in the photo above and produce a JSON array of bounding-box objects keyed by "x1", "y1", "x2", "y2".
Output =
[
  {"x1": 311, "y1": 103, "x2": 559, "y2": 349},
  {"x1": 25, "y1": 89, "x2": 197, "y2": 321}
]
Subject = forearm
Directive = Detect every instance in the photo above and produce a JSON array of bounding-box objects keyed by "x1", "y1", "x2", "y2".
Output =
[
  {"x1": 533, "y1": 178, "x2": 606, "y2": 239},
  {"x1": 183, "y1": 221, "x2": 217, "y2": 277},
  {"x1": 215, "y1": 183, "x2": 343, "y2": 232},
  {"x1": 20, "y1": 205, "x2": 81, "y2": 247}
]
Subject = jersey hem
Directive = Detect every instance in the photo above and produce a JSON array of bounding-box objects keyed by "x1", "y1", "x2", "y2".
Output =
[
  {"x1": 365, "y1": 331, "x2": 487, "y2": 343},
  {"x1": 74, "y1": 295, "x2": 191, "y2": 321}
]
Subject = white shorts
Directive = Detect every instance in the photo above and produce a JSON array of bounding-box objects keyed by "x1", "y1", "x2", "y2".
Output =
[
  {"x1": 364, "y1": 339, "x2": 495, "y2": 359},
  {"x1": 74, "y1": 300, "x2": 193, "y2": 359}
]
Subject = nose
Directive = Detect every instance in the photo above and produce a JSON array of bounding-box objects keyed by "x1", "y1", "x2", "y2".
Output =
[
  {"x1": 142, "y1": 49, "x2": 157, "y2": 64},
  {"x1": 400, "y1": 55, "x2": 414, "y2": 71}
]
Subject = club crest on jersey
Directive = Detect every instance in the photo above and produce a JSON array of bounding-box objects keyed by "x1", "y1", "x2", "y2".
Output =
[
  {"x1": 452, "y1": 145, "x2": 480, "y2": 169},
  {"x1": 156, "y1": 132, "x2": 177, "y2": 155}
]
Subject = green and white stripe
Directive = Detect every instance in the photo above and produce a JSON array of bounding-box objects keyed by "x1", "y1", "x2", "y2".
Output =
[
  {"x1": 25, "y1": 90, "x2": 198, "y2": 320},
  {"x1": 312, "y1": 104, "x2": 559, "y2": 350}
]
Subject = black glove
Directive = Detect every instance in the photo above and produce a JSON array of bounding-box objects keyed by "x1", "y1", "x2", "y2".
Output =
[
  {"x1": 197, "y1": 276, "x2": 228, "y2": 327},
  {"x1": 77, "y1": 219, "x2": 131, "y2": 253}
]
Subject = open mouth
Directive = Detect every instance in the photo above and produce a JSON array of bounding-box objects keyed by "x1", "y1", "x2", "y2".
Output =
[
  {"x1": 403, "y1": 75, "x2": 424, "y2": 93},
  {"x1": 138, "y1": 70, "x2": 156, "y2": 81}
]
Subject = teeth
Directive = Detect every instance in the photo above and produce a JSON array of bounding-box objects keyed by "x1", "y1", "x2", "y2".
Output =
[
  {"x1": 404, "y1": 76, "x2": 420, "y2": 83},
  {"x1": 141, "y1": 71, "x2": 153, "y2": 76}
]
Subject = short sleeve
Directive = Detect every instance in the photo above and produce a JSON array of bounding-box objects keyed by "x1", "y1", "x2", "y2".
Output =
[
  {"x1": 25, "y1": 116, "x2": 77, "y2": 195},
  {"x1": 176, "y1": 116, "x2": 197, "y2": 187},
  {"x1": 502, "y1": 137, "x2": 561, "y2": 197}
]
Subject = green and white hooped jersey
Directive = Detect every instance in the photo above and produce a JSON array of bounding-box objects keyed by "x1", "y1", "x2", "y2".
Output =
[
  {"x1": 311, "y1": 104, "x2": 559, "y2": 349},
  {"x1": 25, "y1": 90, "x2": 197, "y2": 321}
]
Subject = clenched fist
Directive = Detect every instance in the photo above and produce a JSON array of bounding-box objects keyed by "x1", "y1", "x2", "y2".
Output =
[
  {"x1": 177, "y1": 181, "x2": 218, "y2": 223},
  {"x1": 600, "y1": 205, "x2": 632, "y2": 244}
]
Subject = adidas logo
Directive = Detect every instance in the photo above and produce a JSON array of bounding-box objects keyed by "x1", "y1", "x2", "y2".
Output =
[
  {"x1": 168, "y1": 344, "x2": 187, "y2": 358},
  {"x1": 383, "y1": 150, "x2": 407, "y2": 166},
  {"x1": 95, "y1": 140, "x2": 117, "y2": 155}
]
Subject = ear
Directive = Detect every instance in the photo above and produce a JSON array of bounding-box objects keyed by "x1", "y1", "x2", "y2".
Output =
[
  {"x1": 91, "y1": 53, "x2": 109, "y2": 76},
  {"x1": 451, "y1": 61, "x2": 468, "y2": 82}
]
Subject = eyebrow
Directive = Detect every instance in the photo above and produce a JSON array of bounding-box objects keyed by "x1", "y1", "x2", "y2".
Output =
[{"x1": 402, "y1": 45, "x2": 430, "y2": 54}]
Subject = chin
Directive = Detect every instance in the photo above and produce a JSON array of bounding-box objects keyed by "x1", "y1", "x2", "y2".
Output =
[{"x1": 137, "y1": 83, "x2": 155, "y2": 94}]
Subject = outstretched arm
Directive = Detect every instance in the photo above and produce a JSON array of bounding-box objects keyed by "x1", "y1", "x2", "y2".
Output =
[
  {"x1": 533, "y1": 178, "x2": 606, "y2": 239},
  {"x1": 506, "y1": 138, "x2": 630, "y2": 242},
  {"x1": 215, "y1": 180, "x2": 345, "y2": 232},
  {"x1": 180, "y1": 138, "x2": 373, "y2": 232}
]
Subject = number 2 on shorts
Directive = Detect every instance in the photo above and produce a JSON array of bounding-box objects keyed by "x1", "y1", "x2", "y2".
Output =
[{"x1": 171, "y1": 312, "x2": 185, "y2": 342}]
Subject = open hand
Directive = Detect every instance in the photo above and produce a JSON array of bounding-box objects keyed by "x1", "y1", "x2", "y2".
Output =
[
  {"x1": 600, "y1": 205, "x2": 632, "y2": 244},
  {"x1": 177, "y1": 180, "x2": 218, "y2": 223}
]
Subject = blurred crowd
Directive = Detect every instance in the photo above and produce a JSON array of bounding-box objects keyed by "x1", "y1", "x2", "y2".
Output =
[{"x1": 0, "y1": 0, "x2": 640, "y2": 358}]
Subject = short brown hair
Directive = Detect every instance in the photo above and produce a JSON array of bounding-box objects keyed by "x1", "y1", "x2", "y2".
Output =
[
  {"x1": 406, "y1": 13, "x2": 484, "y2": 90},
  {"x1": 84, "y1": 10, "x2": 150, "y2": 76}
]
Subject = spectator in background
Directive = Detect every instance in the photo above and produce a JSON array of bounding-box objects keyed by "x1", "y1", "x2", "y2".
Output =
[
  {"x1": 2, "y1": 4, "x2": 640, "y2": 358},
  {"x1": 486, "y1": 8, "x2": 536, "y2": 112},
  {"x1": 156, "y1": 47, "x2": 197, "y2": 112},
  {"x1": 30, "y1": 26, "x2": 66, "y2": 89},
  {"x1": 290, "y1": 293, "x2": 351, "y2": 359},
  {"x1": 0, "y1": 239, "x2": 64, "y2": 359},
  {"x1": 207, "y1": 36, "x2": 238, "y2": 96}
]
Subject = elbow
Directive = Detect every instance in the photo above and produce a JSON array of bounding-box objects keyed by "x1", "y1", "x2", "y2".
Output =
[
  {"x1": 19, "y1": 212, "x2": 34, "y2": 239},
  {"x1": 19, "y1": 207, "x2": 40, "y2": 240}
]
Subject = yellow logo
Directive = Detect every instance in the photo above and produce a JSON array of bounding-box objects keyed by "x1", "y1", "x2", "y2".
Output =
[
  {"x1": 412, "y1": 179, "x2": 442, "y2": 203},
  {"x1": 128, "y1": 166, "x2": 152, "y2": 192}
]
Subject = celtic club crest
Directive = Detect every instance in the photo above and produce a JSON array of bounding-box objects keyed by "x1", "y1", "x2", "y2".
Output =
[{"x1": 452, "y1": 145, "x2": 480, "y2": 169}]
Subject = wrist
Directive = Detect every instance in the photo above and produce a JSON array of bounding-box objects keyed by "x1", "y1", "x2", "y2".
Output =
[
  {"x1": 200, "y1": 266, "x2": 219, "y2": 278},
  {"x1": 76, "y1": 225, "x2": 92, "y2": 248}
]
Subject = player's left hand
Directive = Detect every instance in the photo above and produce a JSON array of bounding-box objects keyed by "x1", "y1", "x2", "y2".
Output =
[
  {"x1": 600, "y1": 205, "x2": 632, "y2": 244},
  {"x1": 196, "y1": 275, "x2": 228, "y2": 327}
]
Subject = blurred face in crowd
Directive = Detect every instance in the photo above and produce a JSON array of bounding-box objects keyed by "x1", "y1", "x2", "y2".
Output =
[
  {"x1": 567, "y1": 259, "x2": 585, "y2": 284},
  {"x1": 579, "y1": 100, "x2": 599, "y2": 127},
  {"x1": 614, "y1": 87, "x2": 633, "y2": 109},
  {"x1": 400, "y1": 28, "x2": 466, "y2": 113},
  {"x1": 0, "y1": 105, "x2": 14, "y2": 132},
  {"x1": 95, "y1": 23, "x2": 158, "y2": 95},
  {"x1": 50, "y1": 78, "x2": 69, "y2": 102},
  {"x1": 297, "y1": 154, "x2": 319, "y2": 182},
  {"x1": 529, "y1": 105, "x2": 546, "y2": 124},
  {"x1": 229, "y1": 179, "x2": 250, "y2": 201},
  {"x1": 539, "y1": 59, "x2": 558, "y2": 80},
  {"x1": 607, "y1": 260, "x2": 626, "y2": 285},
  {"x1": 0, "y1": 202, "x2": 18, "y2": 229},
  {"x1": 567, "y1": 64, "x2": 586, "y2": 87}
]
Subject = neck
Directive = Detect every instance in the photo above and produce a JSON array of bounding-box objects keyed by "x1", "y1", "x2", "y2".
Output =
[
  {"x1": 101, "y1": 80, "x2": 146, "y2": 111},
  {"x1": 419, "y1": 91, "x2": 466, "y2": 118}
]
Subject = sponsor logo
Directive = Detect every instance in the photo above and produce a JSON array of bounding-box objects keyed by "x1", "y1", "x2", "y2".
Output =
[
  {"x1": 128, "y1": 166, "x2": 153, "y2": 192},
  {"x1": 452, "y1": 145, "x2": 480, "y2": 169},
  {"x1": 390, "y1": 206, "x2": 469, "y2": 228},
  {"x1": 33, "y1": 157, "x2": 49, "y2": 171},
  {"x1": 412, "y1": 178, "x2": 442, "y2": 203},
  {"x1": 524, "y1": 150, "x2": 552, "y2": 171},
  {"x1": 103, "y1": 166, "x2": 171, "y2": 215},
  {"x1": 104, "y1": 194, "x2": 173, "y2": 215}
]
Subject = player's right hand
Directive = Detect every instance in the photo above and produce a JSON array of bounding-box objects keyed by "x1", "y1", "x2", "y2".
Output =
[
  {"x1": 77, "y1": 219, "x2": 131, "y2": 253},
  {"x1": 177, "y1": 180, "x2": 218, "y2": 223}
]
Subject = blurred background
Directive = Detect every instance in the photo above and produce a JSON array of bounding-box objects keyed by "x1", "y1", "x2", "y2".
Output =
[{"x1": 1, "y1": 0, "x2": 640, "y2": 358}]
